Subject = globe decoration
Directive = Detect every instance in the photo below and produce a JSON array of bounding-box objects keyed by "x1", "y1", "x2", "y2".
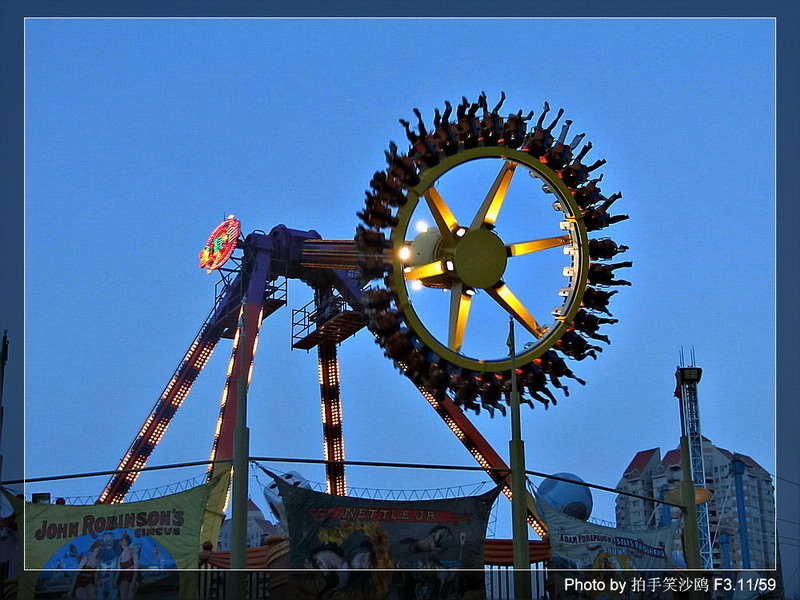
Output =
[{"x1": 537, "y1": 472, "x2": 593, "y2": 521}]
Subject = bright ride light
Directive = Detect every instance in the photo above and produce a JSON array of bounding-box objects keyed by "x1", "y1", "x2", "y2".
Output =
[
  {"x1": 399, "y1": 246, "x2": 412, "y2": 261},
  {"x1": 199, "y1": 216, "x2": 240, "y2": 273},
  {"x1": 415, "y1": 221, "x2": 429, "y2": 233}
]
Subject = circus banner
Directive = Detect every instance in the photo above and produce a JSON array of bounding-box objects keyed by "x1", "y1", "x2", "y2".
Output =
[
  {"x1": 2, "y1": 479, "x2": 216, "y2": 600},
  {"x1": 270, "y1": 472, "x2": 501, "y2": 600},
  {"x1": 535, "y1": 493, "x2": 677, "y2": 571}
]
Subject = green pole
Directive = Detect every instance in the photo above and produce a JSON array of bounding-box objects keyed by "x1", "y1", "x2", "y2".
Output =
[
  {"x1": 679, "y1": 436, "x2": 703, "y2": 567},
  {"x1": 679, "y1": 436, "x2": 706, "y2": 600},
  {"x1": 508, "y1": 319, "x2": 532, "y2": 600},
  {"x1": 229, "y1": 306, "x2": 251, "y2": 598}
]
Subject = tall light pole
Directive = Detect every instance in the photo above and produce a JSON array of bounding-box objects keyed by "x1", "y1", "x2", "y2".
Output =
[{"x1": 508, "y1": 319, "x2": 532, "y2": 600}]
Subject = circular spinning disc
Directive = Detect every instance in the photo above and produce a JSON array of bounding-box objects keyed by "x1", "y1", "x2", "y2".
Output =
[
  {"x1": 355, "y1": 95, "x2": 631, "y2": 413},
  {"x1": 391, "y1": 147, "x2": 589, "y2": 373}
]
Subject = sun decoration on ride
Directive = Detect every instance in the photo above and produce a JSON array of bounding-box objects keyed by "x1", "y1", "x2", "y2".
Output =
[
  {"x1": 356, "y1": 95, "x2": 631, "y2": 414},
  {"x1": 199, "y1": 215, "x2": 241, "y2": 273}
]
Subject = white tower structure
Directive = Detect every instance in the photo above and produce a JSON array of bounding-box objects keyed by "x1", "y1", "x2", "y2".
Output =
[{"x1": 675, "y1": 350, "x2": 713, "y2": 570}]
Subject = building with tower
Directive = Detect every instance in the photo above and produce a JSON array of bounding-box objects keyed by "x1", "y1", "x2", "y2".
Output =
[{"x1": 615, "y1": 438, "x2": 776, "y2": 570}]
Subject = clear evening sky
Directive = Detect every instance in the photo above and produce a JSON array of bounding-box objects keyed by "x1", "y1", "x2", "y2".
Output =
[{"x1": 22, "y1": 18, "x2": 774, "y2": 544}]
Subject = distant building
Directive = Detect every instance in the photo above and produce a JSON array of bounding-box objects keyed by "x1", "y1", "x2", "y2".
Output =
[
  {"x1": 615, "y1": 437, "x2": 775, "y2": 570},
  {"x1": 217, "y1": 498, "x2": 281, "y2": 550}
]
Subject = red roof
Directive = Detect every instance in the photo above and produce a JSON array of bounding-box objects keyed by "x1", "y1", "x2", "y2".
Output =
[
  {"x1": 716, "y1": 448, "x2": 763, "y2": 470},
  {"x1": 623, "y1": 448, "x2": 660, "y2": 477},
  {"x1": 253, "y1": 519, "x2": 279, "y2": 535},
  {"x1": 661, "y1": 448, "x2": 682, "y2": 468},
  {"x1": 651, "y1": 440, "x2": 765, "y2": 474}
]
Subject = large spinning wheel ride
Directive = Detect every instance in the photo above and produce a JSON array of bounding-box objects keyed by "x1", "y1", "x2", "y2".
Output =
[{"x1": 97, "y1": 94, "x2": 631, "y2": 545}]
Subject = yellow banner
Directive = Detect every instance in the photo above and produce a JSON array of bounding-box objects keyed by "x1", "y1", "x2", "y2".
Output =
[{"x1": 2, "y1": 478, "x2": 219, "y2": 600}]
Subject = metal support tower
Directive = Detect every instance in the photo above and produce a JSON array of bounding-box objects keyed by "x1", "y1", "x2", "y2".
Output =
[
  {"x1": 103, "y1": 222, "x2": 551, "y2": 561},
  {"x1": 676, "y1": 361, "x2": 713, "y2": 569}
]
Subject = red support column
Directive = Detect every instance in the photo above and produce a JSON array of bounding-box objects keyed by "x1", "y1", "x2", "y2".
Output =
[
  {"x1": 207, "y1": 301, "x2": 263, "y2": 485},
  {"x1": 319, "y1": 342, "x2": 347, "y2": 496}
]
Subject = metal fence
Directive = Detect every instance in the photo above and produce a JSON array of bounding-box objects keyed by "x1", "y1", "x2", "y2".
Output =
[{"x1": 198, "y1": 563, "x2": 551, "y2": 599}]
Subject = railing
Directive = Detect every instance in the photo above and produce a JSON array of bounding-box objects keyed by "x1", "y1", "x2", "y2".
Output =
[
  {"x1": 198, "y1": 565, "x2": 269, "y2": 599},
  {"x1": 486, "y1": 564, "x2": 549, "y2": 599},
  {"x1": 264, "y1": 276, "x2": 287, "y2": 305},
  {"x1": 197, "y1": 562, "x2": 551, "y2": 599},
  {"x1": 290, "y1": 294, "x2": 349, "y2": 346}
]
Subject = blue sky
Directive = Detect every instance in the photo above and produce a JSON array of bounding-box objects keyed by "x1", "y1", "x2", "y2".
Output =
[{"x1": 22, "y1": 18, "x2": 774, "y2": 544}]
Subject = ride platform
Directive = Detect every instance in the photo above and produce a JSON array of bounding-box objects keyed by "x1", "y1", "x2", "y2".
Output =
[{"x1": 291, "y1": 296, "x2": 366, "y2": 350}]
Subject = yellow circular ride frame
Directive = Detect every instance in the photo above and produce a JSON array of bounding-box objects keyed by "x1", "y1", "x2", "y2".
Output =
[{"x1": 391, "y1": 146, "x2": 590, "y2": 373}]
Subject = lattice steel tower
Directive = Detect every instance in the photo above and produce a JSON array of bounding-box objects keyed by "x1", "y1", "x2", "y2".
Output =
[{"x1": 676, "y1": 350, "x2": 713, "y2": 569}]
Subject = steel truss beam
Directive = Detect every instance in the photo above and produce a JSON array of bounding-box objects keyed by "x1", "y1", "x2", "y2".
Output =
[{"x1": 416, "y1": 386, "x2": 548, "y2": 538}]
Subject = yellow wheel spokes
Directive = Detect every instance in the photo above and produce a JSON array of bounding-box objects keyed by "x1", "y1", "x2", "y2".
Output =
[
  {"x1": 486, "y1": 283, "x2": 546, "y2": 339},
  {"x1": 470, "y1": 161, "x2": 517, "y2": 228},
  {"x1": 384, "y1": 144, "x2": 591, "y2": 371},
  {"x1": 448, "y1": 282, "x2": 472, "y2": 353},
  {"x1": 404, "y1": 158, "x2": 574, "y2": 354},
  {"x1": 424, "y1": 187, "x2": 459, "y2": 245},
  {"x1": 507, "y1": 235, "x2": 572, "y2": 257},
  {"x1": 403, "y1": 260, "x2": 447, "y2": 281}
]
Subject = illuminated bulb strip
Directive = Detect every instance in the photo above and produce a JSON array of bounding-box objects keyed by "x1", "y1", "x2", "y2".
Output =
[
  {"x1": 318, "y1": 346, "x2": 346, "y2": 495},
  {"x1": 247, "y1": 362, "x2": 255, "y2": 384},
  {"x1": 138, "y1": 415, "x2": 155, "y2": 437},
  {"x1": 418, "y1": 387, "x2": 547, "y2": 535},
  {"x1": 207, "y1": 337, "x2": 239, "y2": 472},
  {"x1": 222, "y1": 474, "x2": 233, "y2": 512},
  {"x1": 102, "y1": 331, "x2": 224, "y2": 504},
  {"x1": 207, "y1": 306, "x2": 259, "y2": 471}
]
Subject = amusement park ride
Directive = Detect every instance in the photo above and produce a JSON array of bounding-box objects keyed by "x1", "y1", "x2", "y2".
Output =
[{"x1": 95, "y1": 94, "x2": 631, "y2": 546}]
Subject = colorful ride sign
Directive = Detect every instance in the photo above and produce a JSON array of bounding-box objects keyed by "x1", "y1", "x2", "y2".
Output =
[{"x1": 199, "y1": 216, "x2": 240, "y2": 273}]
